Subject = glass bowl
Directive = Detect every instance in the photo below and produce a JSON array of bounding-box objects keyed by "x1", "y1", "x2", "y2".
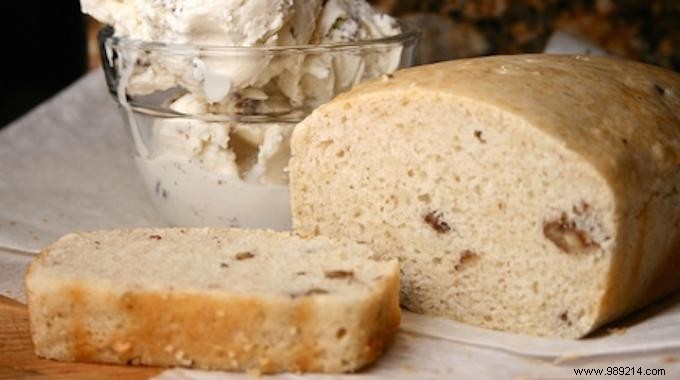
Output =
[{"x1": 99, "y1": 24, "x2": 418, "y2": 230}]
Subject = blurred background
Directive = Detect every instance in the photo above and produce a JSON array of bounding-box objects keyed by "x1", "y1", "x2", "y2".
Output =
[{"x1": 1, "y1": 0, "x2": 678, "y2": 128}]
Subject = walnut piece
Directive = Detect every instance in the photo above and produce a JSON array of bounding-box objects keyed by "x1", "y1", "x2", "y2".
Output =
[
  {"x1": 424, "y1": 211, "x2": 451, "y2": 233},
  {"x1": 305, "y1": 288, "x2": 329, "y2": 296},
  {"x1": 474, "y1": 130, "x2": 486, "y2": 143},
  {"x1": 235, "y1": 252, "x2": 255, "y2": 260},
  {"x1": 559, "y1": 311, "x2": 572, "y2": 326},
  {"x1": 454, "y1": 250, "x2": 479, "y2": 271},
  {"x1": 543, "y1": 214, "x2": 598, "y2": 254},
  {"x1": 325, "y1": 270, "x2": 354, "y2": 279},
  {"x1": 291, "y1": 288, "x2": 329, "y2": 298}
]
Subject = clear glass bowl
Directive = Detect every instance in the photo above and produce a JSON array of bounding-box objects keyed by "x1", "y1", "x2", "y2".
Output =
[{"x1": 99, "y1": 25, "x2": 418, "y2": 230}]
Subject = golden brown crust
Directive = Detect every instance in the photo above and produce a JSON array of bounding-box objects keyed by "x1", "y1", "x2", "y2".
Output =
[
  {"x1": 30, "y1": 285, "x2": 400, "y2": 372},
  {"x1": 359, "y1": 271, "x2": 401, "y2": 364},
  {"x1": 646, "y1": 234, "x2": 680, "y2": 300},
  {"x1": 25, "y1": 245, "x2": 52, "y2": 358},
  {"x1": 598, "y1": 180, "x2": 680, "y2": 328}
]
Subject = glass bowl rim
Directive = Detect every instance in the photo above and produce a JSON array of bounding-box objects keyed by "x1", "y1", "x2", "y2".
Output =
[{"x1": 101, "y1": 20, "x2": 419, "y2": 54}]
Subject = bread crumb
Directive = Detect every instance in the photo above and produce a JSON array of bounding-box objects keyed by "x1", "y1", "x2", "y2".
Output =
[
  {"x1": 247, "y1": 368, "x2": 262, "y2": 378},
  {"x1": 112, "y1": 341, "x2": 131, "y2": 353},
  {"x1": 553, "y1": 352, "x2": 581, "y2": 364},
  {"x1": 381, "y1": 73, "x2": 395, "y2": 82},
  {"x1": 174, "y1": 350, "x2": 193, "y2": 366},
  {"x1": 662, "y1": 356, "x2": 679, "y2": 363},
  {"x1": 607, "y1": 327, "x2": 627, "y2": 336},
  {"x1": 127, "y1": 357, "x2": 141, "y2": 365}
]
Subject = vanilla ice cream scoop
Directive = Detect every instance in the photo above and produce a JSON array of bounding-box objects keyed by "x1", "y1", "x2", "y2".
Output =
[
  {"x1": 85, "y1": 0, "x2": 401, "y2": 105},
  {"x1": 316, "y1": 0, "x2": 401, "y2": 42},
  {"x1": 82, "y1": 0, "x2": 321, "y2": 46}
]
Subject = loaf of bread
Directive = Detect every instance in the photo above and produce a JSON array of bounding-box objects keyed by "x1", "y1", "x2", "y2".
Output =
[
  {"x1": 289, "y1": 54, "x2": 680, "y2": 338},
  {"x1": 25, "y1": 228, "x2": 400, "y2": 373}
]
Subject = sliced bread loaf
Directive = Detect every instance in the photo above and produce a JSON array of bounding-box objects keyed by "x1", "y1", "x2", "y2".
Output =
[
  {"x1": 25, "y1": 228, "x2": 400, "y2": 373},
  {"x1": 289, "y1": 54, "x2": 680, "y2": 338}
]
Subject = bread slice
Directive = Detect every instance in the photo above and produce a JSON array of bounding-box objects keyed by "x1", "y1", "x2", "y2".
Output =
[
  {"x1": 289, "y1": 54, "x2": 680, "y2": 338},
  {"x1": 25, "y1": 228, "x2": 400, "y2": 373}
]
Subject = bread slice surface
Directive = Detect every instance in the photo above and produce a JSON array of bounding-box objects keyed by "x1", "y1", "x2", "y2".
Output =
[{"x1": 26, "y1": 228, "x2": 400, "y2": 373}]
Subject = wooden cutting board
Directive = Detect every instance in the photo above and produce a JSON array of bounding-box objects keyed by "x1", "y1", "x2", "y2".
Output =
[{"x1": 0, "y1": 295, "x2": 161, "y2": 380}]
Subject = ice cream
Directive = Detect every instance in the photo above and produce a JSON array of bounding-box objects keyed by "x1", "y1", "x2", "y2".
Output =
[
  {"x1": 82, "y1": 0, "x2": 321, "y2": 46},
  {"x1": 147, "y1": 94, "x2": 293, "y2": 184},
  {"x1": 87, "y1": 0, "x2": 412, "y2": 228},
  {"x1": 89, "y1": 0, "x2": 402, "y2": 106},
  {"x1": 128, "y1": 92, "x2": 295, "y2": 229},
  {"x1": 134, "y1": 155, "x2": 292, "y2": 229}
]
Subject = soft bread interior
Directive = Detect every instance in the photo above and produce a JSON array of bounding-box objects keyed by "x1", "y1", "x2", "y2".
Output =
[
  {"x1": 291, "y1": 89, "x2": 617, "y2": 338},
  {"x1": 26, "y1": 228, "x2": 400, "y2": 372}
]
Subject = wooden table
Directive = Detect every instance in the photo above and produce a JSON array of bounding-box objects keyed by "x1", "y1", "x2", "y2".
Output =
[{"x1": 0, "y1": 296, "x2": 161, "y2": 379}]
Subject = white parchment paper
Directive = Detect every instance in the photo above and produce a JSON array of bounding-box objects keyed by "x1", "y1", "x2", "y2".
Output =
[
  {"x1": 0, "y1": 35, "x2": 678, "y2": 379},
  {"x1": 0, "y1": 71, "x2": 165, "y2": 253}
]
